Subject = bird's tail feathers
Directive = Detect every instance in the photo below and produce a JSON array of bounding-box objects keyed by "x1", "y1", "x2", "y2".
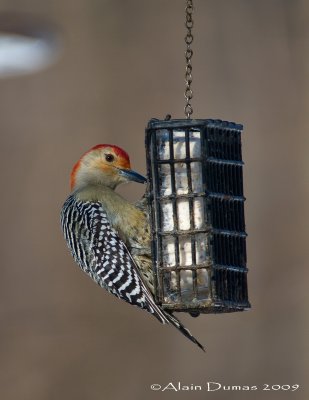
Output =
[
  {"x1": 130, "y1": 252, "x2": 205, "y2": 352},
  {"x1": 163, "y1": 310, "x2": 205, "y2": 352},
  {"x1": 149, "y1": 301, "x2": 205, "y2": 352}
]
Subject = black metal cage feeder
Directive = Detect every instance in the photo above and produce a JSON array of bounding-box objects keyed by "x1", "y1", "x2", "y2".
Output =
[{"x1": 145, "y1": 118, "x2": 250, "y2": 315}]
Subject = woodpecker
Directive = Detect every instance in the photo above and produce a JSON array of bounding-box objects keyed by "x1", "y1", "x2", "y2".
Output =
[{"x1": 61, "y1": 144, "x2": 204, "y2": 351}]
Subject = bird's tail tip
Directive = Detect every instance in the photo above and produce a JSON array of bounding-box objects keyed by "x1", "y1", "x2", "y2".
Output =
[{"x1": 165, "y1": 311, "x2": 205, "y2": 352}]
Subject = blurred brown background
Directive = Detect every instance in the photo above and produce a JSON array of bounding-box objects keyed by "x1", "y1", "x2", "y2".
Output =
[{"x1": 0, "y1": 0, "x2": 308, "y2": 399}]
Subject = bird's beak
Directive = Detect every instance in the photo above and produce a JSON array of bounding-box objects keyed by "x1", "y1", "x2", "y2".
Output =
[{"x1": 119, "y1": 168, "x2": 147, "y2": 184}]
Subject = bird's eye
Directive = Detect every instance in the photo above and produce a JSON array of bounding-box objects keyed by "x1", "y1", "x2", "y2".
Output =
[{"x1": 105, "y1": 154, "x2": 115, "y2": 162}]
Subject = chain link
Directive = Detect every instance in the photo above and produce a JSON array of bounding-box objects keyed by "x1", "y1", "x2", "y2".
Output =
[{"x1": 184, "y1": 0, "x2": 194, "y2": 119}]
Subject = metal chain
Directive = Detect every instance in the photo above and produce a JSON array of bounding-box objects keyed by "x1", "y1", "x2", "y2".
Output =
[{"x1": 184, "y1": 0, "x2": 194, "y2": 119}]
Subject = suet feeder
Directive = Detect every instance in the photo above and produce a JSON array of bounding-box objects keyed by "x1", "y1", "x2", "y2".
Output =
[
  {"x1": 145, "y1": 119, "x2": 250, "y2": 315},
  {"x1": 144, "y1": 0, "x2": 250, "y2": 316}
]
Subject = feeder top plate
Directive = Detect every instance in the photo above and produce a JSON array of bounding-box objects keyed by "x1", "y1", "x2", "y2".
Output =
[{"x1": 147, "y1": 118, "x2": 243, "y2": 131}]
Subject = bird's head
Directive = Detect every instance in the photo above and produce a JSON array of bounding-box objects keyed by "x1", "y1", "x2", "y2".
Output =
[{"x1": 70, "y1": 144, "x2": 147, "y2": 191}]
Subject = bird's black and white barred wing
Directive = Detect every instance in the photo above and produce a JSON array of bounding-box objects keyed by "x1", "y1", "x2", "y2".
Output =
[
  {"x1": 61, "y1": 195, "x2": 205, "y2": 351},
  {"x1": 61, "y1": 195, "x2": 169, "y2": 324}
]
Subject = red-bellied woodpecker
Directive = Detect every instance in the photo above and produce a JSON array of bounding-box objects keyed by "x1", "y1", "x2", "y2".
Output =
[{"x1": 60, "y1": 144, "x2": 204, "y2": 351}]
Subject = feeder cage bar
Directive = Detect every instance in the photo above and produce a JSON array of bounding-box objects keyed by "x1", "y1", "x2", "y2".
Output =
[{"x1": 145, "y1": 118, "x2": 250, "y2": 314}]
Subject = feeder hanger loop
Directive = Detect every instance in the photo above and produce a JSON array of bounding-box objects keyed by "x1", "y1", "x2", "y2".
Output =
[{"x1": 184, "y1": 0, "x2": 194, "y2": 119}]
